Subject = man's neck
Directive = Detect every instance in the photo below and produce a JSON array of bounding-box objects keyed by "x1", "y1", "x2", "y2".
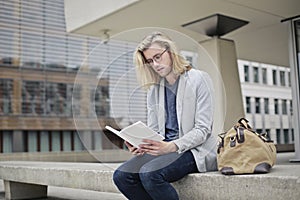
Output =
[{"x1": 165, "y1": 72, "x2": 179, "y2": 85}]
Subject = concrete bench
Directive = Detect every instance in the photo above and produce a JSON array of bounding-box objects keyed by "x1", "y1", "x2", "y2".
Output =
[{"x1": 0, "y1": 161, "x2": 299, "y2": 200}]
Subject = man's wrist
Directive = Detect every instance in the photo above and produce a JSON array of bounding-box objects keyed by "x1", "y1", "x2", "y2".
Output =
[{"x1": 170, "y1": 142, "x2": 179, "y2": 152}]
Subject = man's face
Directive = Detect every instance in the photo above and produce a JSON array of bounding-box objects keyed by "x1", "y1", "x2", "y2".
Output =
[{"x1": 143, "y1": 43, "x2": 172, "y2": 78}]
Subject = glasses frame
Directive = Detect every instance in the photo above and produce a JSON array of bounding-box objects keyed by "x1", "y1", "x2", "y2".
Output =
[{"x1": 144, "y1": 47, "x2": 169, "y2": 66}]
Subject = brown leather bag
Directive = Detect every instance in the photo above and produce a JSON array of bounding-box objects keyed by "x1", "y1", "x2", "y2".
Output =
[{"x1": 217, "y1": 118, "x2": 277, "y2": 175}]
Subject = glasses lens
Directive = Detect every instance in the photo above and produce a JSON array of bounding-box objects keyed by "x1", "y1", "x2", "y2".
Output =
[
  {"x1": 144, "y1": 48, "x2": 168, "y2": 66},
  {"x1": 146, "y1": 59, "x2": 153, "y2": 65},
  {"x1": 153, "y1": 54, "x2": 162, "y2": 62}
]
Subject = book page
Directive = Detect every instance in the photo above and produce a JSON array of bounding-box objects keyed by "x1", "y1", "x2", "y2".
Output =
[{"x1": 105, "y1": 121, "x2": 164, "y2": 148}]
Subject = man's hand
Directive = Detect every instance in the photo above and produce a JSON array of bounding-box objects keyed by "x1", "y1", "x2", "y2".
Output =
[
  {"x1": 139, "y1": 139, "x2": 178, "y2": 156},
  {"x1": 124, "y1": 141, "x2": 145, "y2": 156}
]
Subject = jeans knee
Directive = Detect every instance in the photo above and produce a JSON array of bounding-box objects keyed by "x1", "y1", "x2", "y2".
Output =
[
  {"x1": 139, "y1": 172, "x2": 153, "y2": 190},
  {"x1": 113, "y1": 170, "x2": 121, "y2": 185},
  {"x1": 139, "y1": 170, "x2": 152, "y2": 181},
  {"x1": 140, "y1": 167, "x2": 161, "y2": 190},
  {"x1": 113, "y1": 169, "x2": 139, "y2": 186},
  {"x1": 113, "y1": 169, "x2": 128, "y2": 187}
]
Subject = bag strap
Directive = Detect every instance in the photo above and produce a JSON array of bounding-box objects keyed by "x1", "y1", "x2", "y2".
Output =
[
  {"x1": 237, "y1": 118, "x2": 273, "y2": 142},
  {"x1": 217, "y1": 132, "x2": 226, "y2": 153},
  {"x1": 238, "y1": 118, "x2": 252, "y2": 130}
]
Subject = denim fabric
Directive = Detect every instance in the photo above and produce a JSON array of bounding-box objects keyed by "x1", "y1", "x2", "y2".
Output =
[{"x1": 113, "y1": 151, "x2": 198, "y2": 200}]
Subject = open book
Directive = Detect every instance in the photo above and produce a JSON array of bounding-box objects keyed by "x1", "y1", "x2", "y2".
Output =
[{"x1": 105, "y1": 121, "x2": 165, "y2": 148}]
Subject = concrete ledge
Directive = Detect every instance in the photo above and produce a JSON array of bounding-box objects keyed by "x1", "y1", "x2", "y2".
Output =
[
  {"x1": 0, "y1": 162, "x2": 121, "y2": 195},
  {"x1": 0, "y1": 161, "x2": 299, "y2": 200},
  {"x1": 174, "y1": 165, "x2": 300, "y2": 200}
]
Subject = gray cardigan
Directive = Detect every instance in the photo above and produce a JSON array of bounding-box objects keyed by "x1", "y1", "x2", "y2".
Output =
[{"x1": 146, "y1": 68, "x2": 217, "y2": 172}]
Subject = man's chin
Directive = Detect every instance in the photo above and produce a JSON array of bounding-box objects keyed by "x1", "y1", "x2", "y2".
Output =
[{"x1": 158, "y1": 72, "x2": 167, "y2": 77}]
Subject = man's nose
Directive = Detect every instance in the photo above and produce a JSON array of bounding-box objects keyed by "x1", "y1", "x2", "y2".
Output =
[{"x1": 152, "y1": 59, "x2": 160, "y2": 67}]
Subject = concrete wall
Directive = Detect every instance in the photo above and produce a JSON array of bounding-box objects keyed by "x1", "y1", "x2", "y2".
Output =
[{"x1": 0, "y1": 150, "x2": 132, "y2": 163}]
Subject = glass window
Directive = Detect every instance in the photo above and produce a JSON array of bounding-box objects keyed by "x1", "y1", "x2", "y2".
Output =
[
  {"x1": 272, "y1": 70, "x2": 277, "y2": 85},
  {"x1": 274, "y1": 99, "x2": 279, "y2": 114},
  {"x1": 246, "y1": 97, "x2": 251, "y2": 113},
  {"x1": 262, "y1": 68, "x2": 267, "y2": 84},
  {"x1": 73, "y1": 131, "x2": 84, "y2": 151},
  {"x1": 264, "y1": 98, "x2": 269, "y2": 114},
  {"x1": 40, "y1": 131, "x2": 49, "y2": 152},
  {"x1": 276, "y1": 129, "x2": 281, "y2": 144},
  {"x1": 290, "y1": 100, "x2": 293, "y2": 115},
  {"x1": 28, "y1": 131, "x2": 38, "y2": 152},
  {"x1": 94, "y1": 85, "x2": 110, "y2": 116},
  {"x1": 62, "y1": 131, "x2": 72, "y2": 151},
  {"x1": 2, "y1": 131, "x2": 13, "y2": 153},
  {"x1": 255, "y1": 97, "x2": 260, "y2": 114},
  {"x1": 280, "y1": 71, "x2": 285, "y2": 86},
  {"x1": 283, "y1": 129, "x2": 289, "y2": 144},
  {"x1": 244, "y1": 65, "x2": 249, "y2": 82},
  {"x1": 46, "y1": 83, "x2": 67, "y2": 116},
  {"x1": 253, "y1": 67, "x2": 259, "y2": 83},
  {"x1": 51, "y1": 131, "x2": 61, "y2": 152},
  {"x1": 282, "y1": 100, "x2": 287, "y2": 114},
  {"x1": 265, "y1": 129, "x2": 271, "y2": 140},
  {"x1": 71, "y1": 84, "x2": 81, "y2": 116},
  {"x1": 0, "y1": 79, "x2": 13, "y2": 115},
  {"x1": 22, "y1": 81, "x2": 45, "y2": 115},
  {"x1": 22, "y1": 82, "x2": 33, "y2": 114}
]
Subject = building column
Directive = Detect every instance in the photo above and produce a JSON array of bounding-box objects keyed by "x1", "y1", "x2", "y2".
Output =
[
  {"x1": 284, "y1": 17, "x2": 300, "y2": 161},
  {"x1": 200, "y1": 37, "x2": 245, "y2": 132}
]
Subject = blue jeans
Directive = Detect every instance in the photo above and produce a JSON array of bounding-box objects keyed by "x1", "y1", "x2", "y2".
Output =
[{"x1": 113, "y1": 151, "x2": 198, "y2": 200}]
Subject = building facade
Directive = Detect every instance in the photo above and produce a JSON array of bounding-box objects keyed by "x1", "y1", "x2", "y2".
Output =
[
  {"x1": 0, "y1": 0, "x2": 294, "y2": 155},
  {"x1": 0, "y1": 0, "x2": 144, "y2": 154},
  {"x1": 238, "y1": 60, "x2": 294, "y2": 149}
]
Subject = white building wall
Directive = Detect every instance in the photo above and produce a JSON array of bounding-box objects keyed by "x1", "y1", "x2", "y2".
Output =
[{"x1": 238, "y1": 60, "x2": 293, "y2": 145}]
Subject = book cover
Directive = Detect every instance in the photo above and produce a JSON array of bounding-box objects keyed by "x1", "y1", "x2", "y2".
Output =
[{"x1": 105, "y1": 121, "x2": 164, "y2": 148}]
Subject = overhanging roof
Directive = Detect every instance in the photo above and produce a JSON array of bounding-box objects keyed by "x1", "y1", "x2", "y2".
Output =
[{"x1": 64, "y1": 0, "x2": 300, "y2": 67}]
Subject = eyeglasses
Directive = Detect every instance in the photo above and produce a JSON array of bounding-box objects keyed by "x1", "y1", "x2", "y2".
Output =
[{"x1": 144, "y1": 48, "x2": 169, "y2": 66}]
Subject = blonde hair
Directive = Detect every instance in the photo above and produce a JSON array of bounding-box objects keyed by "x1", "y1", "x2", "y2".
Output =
[{"x1": 134, "y1": 32, "x2": 190, "y2": 90}]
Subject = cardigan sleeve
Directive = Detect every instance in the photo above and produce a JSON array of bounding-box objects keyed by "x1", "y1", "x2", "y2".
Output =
[{"x1": 146, "y1": 86, "x2": 159, "y2": 132}]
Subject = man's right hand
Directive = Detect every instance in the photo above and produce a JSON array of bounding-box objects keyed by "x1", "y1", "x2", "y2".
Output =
[{"x1": 124, "y1": 141, "x2": 145, "y2": 156}]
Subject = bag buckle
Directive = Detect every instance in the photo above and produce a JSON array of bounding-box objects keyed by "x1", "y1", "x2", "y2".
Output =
[{"x1": 230, "y1": 136, "x2": 236, "y2": 147}]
